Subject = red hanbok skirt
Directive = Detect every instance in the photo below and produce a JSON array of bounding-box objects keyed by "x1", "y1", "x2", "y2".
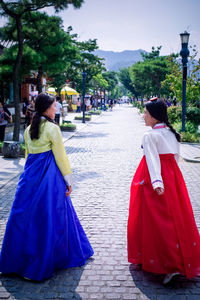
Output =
[{"x1": 128, "y1": 154, "x2": 200, "y2": 279}]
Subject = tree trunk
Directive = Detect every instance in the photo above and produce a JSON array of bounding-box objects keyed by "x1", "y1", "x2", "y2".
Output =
[
  {"x1": 13, "y1": 17, "x2": 23, "y2": 141},
  {"x1": 36, "y1": 66, "x2": 43, "y2": 93},
  {"x1": 0, "y1": 81, "x2": 4, "y2": 100}
]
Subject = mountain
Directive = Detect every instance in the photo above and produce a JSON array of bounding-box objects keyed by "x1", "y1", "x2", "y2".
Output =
[{"x1": 94, "y1": 49, "x2": 147, "y2": 71}]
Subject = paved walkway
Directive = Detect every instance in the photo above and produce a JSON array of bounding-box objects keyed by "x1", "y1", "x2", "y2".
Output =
[
  {"x1": 0, "y1": 105, "x2": 200, "y2": 300},
  {"x1": 0, "y1": 112, "x2": 99, "y2": 189}
]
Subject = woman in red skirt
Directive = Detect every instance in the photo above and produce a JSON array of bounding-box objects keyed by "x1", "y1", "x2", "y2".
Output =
[{"x1": 128, "y1": 98, "x2": 200, "y2": 284}]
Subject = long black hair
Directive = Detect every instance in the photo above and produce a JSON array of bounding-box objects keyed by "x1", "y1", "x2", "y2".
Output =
[
  {"x1": 30, "y1": 93, "x2": 55, "y2": 140},
  {"x1": 145, "y1": 99, "x2": 181, "y2": 142}
]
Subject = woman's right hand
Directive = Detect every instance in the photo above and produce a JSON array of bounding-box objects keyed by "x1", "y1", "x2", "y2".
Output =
[{"x1": 66, "y1": 185, "x2": 72, "y2": 196}]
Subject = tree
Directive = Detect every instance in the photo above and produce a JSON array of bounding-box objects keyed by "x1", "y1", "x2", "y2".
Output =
[
  {"x1": 22, "y1": 12, "x2": 78, "y2": 93},
  {"x1": 118, "y1": 67, "x2": 137, "y2": 96},
  {"x1": 0, "y1": 0, "x2": 84, "y2": 141},
  {"x1": 129, "y1": 47, "x2": 171, "y2": 98},
  {"x1": 161, "y1": 55, "x2": 182, "y2": 101},
  {"x1": 161, "y1": 47, "x2": 200, "y2": 106},
  {"x1": 90, "y1": 73, "x2": 108, "y2": 96},
  {"x1": 141, "y1": 46, "x2": 162, "y2": 61},
  {"x1": 63, "y1": 38, "x2": 105, "y2": 94},
  {"x1": 101, "y1": 71, "x2": 118, "y2": 99}
]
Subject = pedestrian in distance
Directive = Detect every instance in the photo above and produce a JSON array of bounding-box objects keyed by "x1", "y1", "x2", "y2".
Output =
[
  {"x1": 76, "y1": 97, "x2": 81, "y2": 113},
  {"x1": 25, "y1": 99, "x2": 35, "y2": 127},
  {"x1": 22, "y1": 97, "x2": 29, "y2": 116},
  {"x1": 0, "y1": 93, "x2": 93, "y2": 281},
  {"x1": 128, "y1": 98, "x2": 200, "y2": 285},
  {"x1": 0, "y1": 98, "x2": 12, "y2": 142},
  {"x1": 54, "y1": 96, "x2": 63, "y2": 125},
  {"x1": 22, "y1": 97, "x2": 30, "y2": 128}
]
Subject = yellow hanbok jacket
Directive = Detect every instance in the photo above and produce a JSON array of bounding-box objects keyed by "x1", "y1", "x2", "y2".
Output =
[{"x1": 24, "y1": 119, "x2": 72, "y2": 186}]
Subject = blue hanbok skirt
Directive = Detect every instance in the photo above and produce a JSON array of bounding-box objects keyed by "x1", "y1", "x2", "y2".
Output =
[{"x1": 0, "y1": 150, "x2": 93, "y2": 281}]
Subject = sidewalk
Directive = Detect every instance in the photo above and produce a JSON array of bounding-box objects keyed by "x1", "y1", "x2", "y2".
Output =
[
  {"x1": 0, "y1": 111, "x2": 101, "y2": 189},
  {"x1": 1, "y1": 105, "x2": 200, "y2": 300},
  {"x1": 180, "y1": 142, "x2": 200, "y2": 163}
]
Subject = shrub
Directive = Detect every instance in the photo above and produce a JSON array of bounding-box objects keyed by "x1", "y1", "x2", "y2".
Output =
[
  {"x1": 62, "y1": 120, "x2": 72, "y2": 124},
  {"x1": 132, "y1": 102, "x2": 138, "y2": 108},
  {"x1": 168, "y1": 106, "x2": 200, "y2": 126},
  {"x1": 173, "y1": 121, "x2": 198, "y2": 134},
  {"x1": 133, "y1": 101, "x2": 144, "y2": 113},
  {"x1": 173, "y1": 121, "x2": 199, "y2": 142},
  {"x1": 167, "y1": 106, "x2": 182, "y2": 124},
  {"x1": 60, "y1": 123, "x2": 76, "y2": 131},
  {"x1": 74, "y1": 115, "x2": 91, "y2": 121},
  {"x1": 88, "y1": 110, "x2": 102, "y2": 115},
  {"x1": 181, "y1": 132, "x2": 199, "y2": 143},
  {"x1": 186, "y1": 106, "x2": 200, "y2": 125},
  {"x1": 20, "y1": 143, "x2": 26, "y2": 151}
]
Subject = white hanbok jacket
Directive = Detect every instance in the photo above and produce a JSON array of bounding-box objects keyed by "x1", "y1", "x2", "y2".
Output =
[{"x1": 142, "y1": 123, "x2": 180, "y2": 190}]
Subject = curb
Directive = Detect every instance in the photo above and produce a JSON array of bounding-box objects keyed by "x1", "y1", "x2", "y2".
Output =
[{"x1": 181, "y1": 156, "x2": 200, "y2": 163}]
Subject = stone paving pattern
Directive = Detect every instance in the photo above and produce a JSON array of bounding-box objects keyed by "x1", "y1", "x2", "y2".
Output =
[{"x1": 0, "y1": 105, "x2": 200, "y2": 300}]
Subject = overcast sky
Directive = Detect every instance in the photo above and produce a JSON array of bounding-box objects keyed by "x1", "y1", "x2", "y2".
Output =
[{"x1": 1, "y1": 0, "x2": 200, "y2": 58}]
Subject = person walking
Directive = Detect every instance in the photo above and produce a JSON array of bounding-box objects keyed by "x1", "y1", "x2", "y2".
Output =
[
  {"x1": 128, "y1": 98, "x2": 200, "y2": 284},
  {"x1": 0, "y1": 93, "x2": 93, "y2": 281},
  {"x1": 0, "y1": 99, "x2": 12, "y2": 142},
  {"x1": 54, "y1": 96, "x2": 63, "y2": 125},
  {"x1": 25, "y1": 99, "x2": 35, "y2": 127},
  {"x1": 76, "y1": 98, "x2": 81, "y2": 113},
  {"x1": 22, "y1": 97, "x2": 30, "y2": 128}
]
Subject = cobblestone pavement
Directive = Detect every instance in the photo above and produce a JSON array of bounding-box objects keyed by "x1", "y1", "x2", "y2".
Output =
[{"x1": 1, "y1": 105, "x2": 200, "y2": 300}]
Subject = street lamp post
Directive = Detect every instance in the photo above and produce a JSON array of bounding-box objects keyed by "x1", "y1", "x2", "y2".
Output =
[
  {"x1": 180, "y1": 31, "x2": 190, "y2": 132},
  {"x1": 82, "y1": 71, "x2": 87, "y2": 123}
]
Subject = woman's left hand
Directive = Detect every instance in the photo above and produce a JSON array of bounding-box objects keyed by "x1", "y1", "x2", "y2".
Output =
[
  {"x1": 66, "y1": 185, "x2": 72, "y2": 196},
  {"x1": 9, "y1": 116, "x2": 13, "y2": 123},
  {"x1": 155, "y1": 187, "x2": 164, "y2": 196}
]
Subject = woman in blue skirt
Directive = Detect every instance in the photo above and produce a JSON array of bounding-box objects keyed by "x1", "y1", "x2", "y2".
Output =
[{"x1": 0, "y1": 93, "x2": 93, "y2": 281}]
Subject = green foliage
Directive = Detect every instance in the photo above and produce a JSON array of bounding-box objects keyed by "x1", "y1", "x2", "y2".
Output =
[
  {"x1": 0, "y1": 0, "x2": 85, "y2": 141},
  {"x1": 186, "y1": 106, "x2": 200, "y2": 125},
  {"x1": 90, "y1": 73, "x2": 108, "y2": 91},
  {"x1": 88, "y1": 110, "x2": 102, "y2": 115},
  {"x1": 20, "y1": 143, "x2": 26, "y2": 151},
  {"x1": 74, "y1": 115, "x2": 91, "y2": 121},
  {"x1": 60, "y1": 123, "x2": 76, "y2": 131},
  {"x1": 141, "y1": 46, "x2": 162, "y2": 61},
  {"x1": 61, "y1": 123, "x2": 76, "y2": 128},
  {"x1": 129, "y1": 50, "x2": 171, "y2": 98},
  {"x1": 162, "y1": 46, "x2": 200, "y2": 106},
  {"x1": 167, "y1": 106, "x2": 182, "y2": 123},
  {"x1": 0, "y1": 1, "x2": 84, "y2": 17},
  {"x1": 173, "y1": 121, "x2": 198, "y2": 134},
  {"x1": 65, "y1": 38, "x2": 105, "y2": 93},
  {"x1": 0, "y1": 10, "x2": 105, "y2": 95},
  {"x1": 168, "y1": 106, "x2": 200, "y2": 126},
  {"x1": 102, "y1": 71, "x2": 118, "y2": 93},
  {"x1": 168, "y1": 106, "x2": 200, "y2": 142},
  {"x1": 118, "y1": 67, "x2": 136, "y2": 95},
  {"x1": 133, "y1": 101, "x2": 144, "y2": 113},
  {"x1": 111, "y1": 84, "x2": 127, "y2": 99},
  {"x1": 180, "y1": 131, "x2": 200, "y2": 143}
]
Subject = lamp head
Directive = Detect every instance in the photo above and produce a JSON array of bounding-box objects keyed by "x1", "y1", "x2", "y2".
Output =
[
  {"x1": 180, "y1": 31, "x2": 190, "y2": 64},
  {"x1": 180, "y1": 31, "x2": 190, "y2": 45}
]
